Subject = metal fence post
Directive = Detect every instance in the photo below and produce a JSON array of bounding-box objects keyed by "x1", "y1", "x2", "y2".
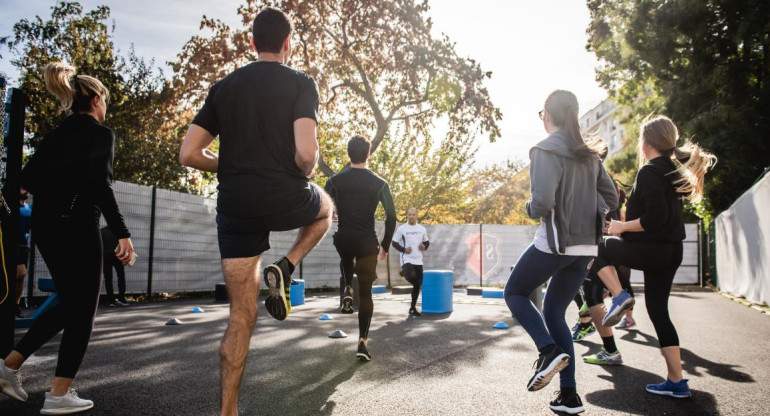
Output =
[{"x1": 147, "y1": 184, "x2": 157, "y2": 297}]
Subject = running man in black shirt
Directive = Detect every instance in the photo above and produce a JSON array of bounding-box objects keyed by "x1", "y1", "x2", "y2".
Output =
[
  {"x1": 179, "y1": 8, "x2": 332, "y2": 416},
  {"x1": 324, "y1": 136, "x2": 397, "y2": 361}
]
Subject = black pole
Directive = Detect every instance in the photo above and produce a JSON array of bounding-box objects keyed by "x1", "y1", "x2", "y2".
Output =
[
  {"x1": 147, "y1": 184, "x2": 156, "y2": 297},
  {"x1": 299, "y1": 260, "x2": 303, "y2": 280},
  {"x1": 27, "y1": 235, "x2": 35, "y2": 300},
  {"x1": 698, "y1": 219, "x2": 704, "y2": 287},
  {"x1": 386, "y1": 251, "x2": 391, "y2": 287},
  {"x1": 1, "y1": 85, "x2": 25, "y2": 357},
  {"x1": 479, "y1": 223, "x2": 483, "y2": 287}
]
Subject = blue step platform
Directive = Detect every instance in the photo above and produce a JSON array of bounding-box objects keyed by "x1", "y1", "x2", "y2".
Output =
[
  {"x1": 15, "y1": 277, "x2": 58, "y2": 329},
  {"x1": 371, "y1": 285, "x2": 387, "y2": 294},
  {"x1": 481, "y1": 288, "x2": 505, "y2": 299}
]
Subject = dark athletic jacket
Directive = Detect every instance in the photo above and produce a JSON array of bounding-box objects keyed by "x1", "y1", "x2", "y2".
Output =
[{"x1": 623, "y1": 156, "x2": 686, "y2": 243}]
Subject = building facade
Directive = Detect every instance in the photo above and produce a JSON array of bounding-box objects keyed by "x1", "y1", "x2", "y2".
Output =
[{"x1": 580, "y1": 99, "x2": 625, "y2": 158}]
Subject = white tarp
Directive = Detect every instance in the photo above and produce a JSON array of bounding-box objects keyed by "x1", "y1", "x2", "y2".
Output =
[{"x1": 716, "y1": 172, "x2": 770, "y2": 304}]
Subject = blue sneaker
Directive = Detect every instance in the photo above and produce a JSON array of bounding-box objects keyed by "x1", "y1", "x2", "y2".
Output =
[
  {"x1": 602, "y1": 289, "x2": 635, "y2": 327},
  {"x1": 646, "y1": 378, "x2": 691, "y2": 398}
]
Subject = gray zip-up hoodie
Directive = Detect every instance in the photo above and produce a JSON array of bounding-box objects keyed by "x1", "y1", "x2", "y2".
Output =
[{"x1": 526, "y1": 131, "x2": 619, "y2": 255}]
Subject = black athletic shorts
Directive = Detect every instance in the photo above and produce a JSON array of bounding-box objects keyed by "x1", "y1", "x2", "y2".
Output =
[{"x1": 217, "y1": 183, "x2": 323, "y2": 258}]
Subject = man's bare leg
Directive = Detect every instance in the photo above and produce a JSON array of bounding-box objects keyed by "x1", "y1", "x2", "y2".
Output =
[
  {"x1": 220, "y1": 256, "x2": 260, "y2": 416},
  {"x1": 285, "y1": 191, "x2": 333, "y2": 266}
]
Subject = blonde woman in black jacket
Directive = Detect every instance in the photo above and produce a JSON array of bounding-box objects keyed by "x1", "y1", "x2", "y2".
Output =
[
  {"x1": 595, "y1": 115, "x2": 715, "y2": 398},
  {"x1": 0, "y1": 62, "x2": 134, "y2": 415}
]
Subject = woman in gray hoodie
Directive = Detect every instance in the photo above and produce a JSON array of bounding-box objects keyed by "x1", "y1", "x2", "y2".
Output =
[{"x1": 504, "y1": 90, "x2": 619, "y2": 414}]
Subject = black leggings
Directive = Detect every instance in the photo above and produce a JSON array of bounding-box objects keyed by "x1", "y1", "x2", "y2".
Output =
[
  {"x1": 15, "y1": 217, "x2": 102, "y2": 378},
  {"x1": 333, "y1": 232, "x2": 379, "y2": 339},
  {"x1": 595, "y1": 237, "x2": 683, "y2": 347},
  {"x1": 402, "y1": 263, "x2": 423, "y2": 309},
  {"x1": 583, "y1": 264, "x2": 633, "y2": 308},
  {"x1": 103, "y1": 255, "x2": 126, "y2": 301}
]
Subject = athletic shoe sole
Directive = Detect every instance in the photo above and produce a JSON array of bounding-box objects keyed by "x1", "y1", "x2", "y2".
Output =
[
  {"x1": 549, "y1": 404, "x2": 585, "y2": 414},
  {"x1": 645, "y1": 387, "x2": 691, "y2": 398},
  {"x1": 527, "y1": 353, "x2": 570, "y2": 391},
  {"x1": 615, "y1": 322, "x2": 636, "y2": 330},
  {"x1": 40, "y1": 403, "x2": 95, "y2": 415},
  {"x1": 584, "y1": 358, "x2": 623, "y2": 366},
  {"x1": 341, "y1": 296, "x2": 354, "y2": 314},
  {"x1": 356, "y1": 352, "x2": 371, "y2": 361},
  {"x1": 0, "y1": 379, "x2": 27, "y2": 402},
  {"x1": 263, "y1": 264, "x2": 288, "y2": 321},
  {"x1": 602, "y1": 297, "x2": 635, "y2": 327}
]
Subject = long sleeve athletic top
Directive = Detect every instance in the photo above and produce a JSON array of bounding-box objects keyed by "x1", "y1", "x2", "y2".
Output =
[
  {"x1": 324, "y1": 166, "x2": 397, "y2": 252},
  {"x1": 21, "y1": 113, "x2": 130, "y2": 238}
]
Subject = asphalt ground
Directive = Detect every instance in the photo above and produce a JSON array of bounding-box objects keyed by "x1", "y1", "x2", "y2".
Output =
[{"x1": 2, "y1": 285, "x2": 767, "y2": 415}]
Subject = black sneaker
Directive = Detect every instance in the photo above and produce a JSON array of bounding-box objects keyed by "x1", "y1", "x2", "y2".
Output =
[
  {"x1": 115, "y1": 299, "x2": 129, "y2": 307},
  {"x1": 527, "y1": 346, "x2": 570, "y2": 391},
  {"x1": 409, "y1": 308, "x2": 421, "y2": 316},
  {"x1": 549, "y1": 390, "x2": 585, "y2": 414},
  {"x1": 341, "y1": 286, "x2": 354, "y2": 314},
  {"x1": 264, "y1": 258, "x2": 292, "y2": 321},
  {"x1": 356, "y1": 342, "x2": 371, "y2": 361},
  {"x1": 13, "y1": 306, "x2": 24, "y2": 318}
]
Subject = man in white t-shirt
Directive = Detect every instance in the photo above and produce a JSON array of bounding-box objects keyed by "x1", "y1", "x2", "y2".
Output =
[{"x1": 391, "y1": 207, "x2": 430, "y2": 316}]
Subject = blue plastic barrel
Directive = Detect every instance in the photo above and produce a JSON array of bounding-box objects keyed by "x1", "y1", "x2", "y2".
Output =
[
  {"x1": 422, "y1": 270, "x2": 453, "y2": 313},
  {"x1": 290, "y1": 280, "x2": 305, "y2": 306}
]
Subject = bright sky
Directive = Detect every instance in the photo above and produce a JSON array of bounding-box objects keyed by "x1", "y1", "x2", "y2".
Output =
[{"x1": 1, "y1": 0, "x2": 607, "y2": 165}]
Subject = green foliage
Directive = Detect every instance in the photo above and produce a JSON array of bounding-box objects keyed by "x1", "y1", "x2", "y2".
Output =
[
  {"x1": 463, "y1": 160, "x2": 536, "y2": 225},
  {"x1": 1, "y1": 2, "x2": 195, "y2": 193},
  {"x1": 587, "y1": 0, "x2": 770, "y2": 218},
  {"x1": 605, "y1": 144, "x2": 638, "y2": 188}
]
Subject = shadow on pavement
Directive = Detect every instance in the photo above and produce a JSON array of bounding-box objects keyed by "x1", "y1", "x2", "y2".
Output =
[
  {"x1": 585, "y1": 365, "x2": 720, "y2": 415},
  {"x1": 619, "y1": 330, "x2": 754, "y2": 383}
]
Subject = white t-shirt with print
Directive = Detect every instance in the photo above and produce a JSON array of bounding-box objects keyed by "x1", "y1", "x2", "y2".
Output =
[{"x1": 392, "y1": 223, "x2": 429, "y2": 266}]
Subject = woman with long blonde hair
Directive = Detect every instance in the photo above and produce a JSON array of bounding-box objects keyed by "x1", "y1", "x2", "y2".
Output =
[
  {"x1": 0, "y1": 62, "x2": 134, "y2": 414},
  {"x1": 596, "y1": 115, "x2": 716, "y2": 398}
]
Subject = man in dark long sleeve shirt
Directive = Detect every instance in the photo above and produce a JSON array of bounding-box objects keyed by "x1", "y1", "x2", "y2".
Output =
[{"x1": 324, "y1": 136, "x2": 396, "y2": 361}]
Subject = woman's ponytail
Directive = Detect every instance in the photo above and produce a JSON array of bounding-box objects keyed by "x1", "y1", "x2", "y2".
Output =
[
  {"x1": 672, "y1": 141, "x2": 717, "y2": 202},
  {"x1": 42, "y1": 61, "x2": 109, "y2": 114},
  {"x1": 43, "y1": 62, "x2": 77, "y2": 112},
  {"x1": 639, "y1": 115, "x2": 717, "y2": 202}
]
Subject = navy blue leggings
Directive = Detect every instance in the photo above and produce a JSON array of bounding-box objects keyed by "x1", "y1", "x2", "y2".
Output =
[{"x1": 504, "y1": 244, "x2": 593, "y2": 388}]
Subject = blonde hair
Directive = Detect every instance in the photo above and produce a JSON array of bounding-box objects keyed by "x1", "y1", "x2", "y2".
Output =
[
  {"x1": 638, "y1": 115, "x2": 717, "y2": 202},
  {"x1": 43, "y1": 62, "x2": 109, "y2": 113}
]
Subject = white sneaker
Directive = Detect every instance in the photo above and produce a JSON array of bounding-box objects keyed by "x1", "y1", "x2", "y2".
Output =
[
  {"x1": 0, "y1": 364, "x2": 27, "y2": 401},
  {"x1": 41, "y1": 389, "x2": 94, "y2": 415}
]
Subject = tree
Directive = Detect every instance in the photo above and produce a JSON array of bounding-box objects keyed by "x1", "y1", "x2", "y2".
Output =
[
  {"x1": 171, "y1": 0, "x2": 501, "y2": 180},
  {"x1": 462, "y1": 160, "x2": 536, "y2": 225},
  {"x1": 1, "y1": 2, "x2": 194, "y2": 192},
  {"x1": 587, "y1": 0, "x2": 770, "y2": 217}
]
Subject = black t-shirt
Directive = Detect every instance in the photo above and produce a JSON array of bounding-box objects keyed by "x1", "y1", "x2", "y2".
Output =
[
  {"x1": 324, "y1": 167, "x2": 397, "y2": 252},
  {"x1": 193, "y1": 61, "x2": 320, "y2": 218},
  {"x1": 623, "y1": 156, "x2": 686, "y2": 243}
]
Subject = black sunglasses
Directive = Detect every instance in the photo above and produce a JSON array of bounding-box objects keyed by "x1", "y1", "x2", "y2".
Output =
[{"x1": 538, "y1": 109, "x2": 545, "y2": 120}]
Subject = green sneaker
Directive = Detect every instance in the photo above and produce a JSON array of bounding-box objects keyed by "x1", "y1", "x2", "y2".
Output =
[
  {"x1": 578, "y1": 302, "x2": 590, "y2": 318},
  {"x1": 584, "y1": 348, "x2": 623, "y2": 366},
  {"x1": 572, "y1": 322, "x2": 596, "y2": 342}
]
